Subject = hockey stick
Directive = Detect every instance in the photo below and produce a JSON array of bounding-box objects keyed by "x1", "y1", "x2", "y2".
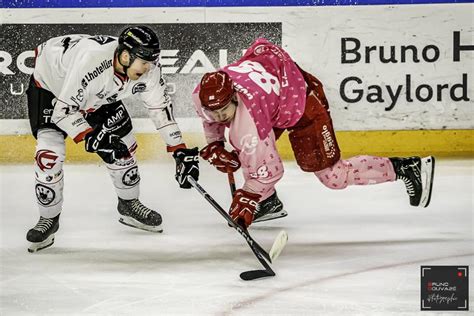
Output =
[
  {"x1": 227, "y1": 170, "x2": 237, "y2": 196},
  {"x1": 187, "y1": 176, "x2": 275, "y2": 280},
  {"x1": 226, "y1": 171, "x2": 288, "y2": 263}
]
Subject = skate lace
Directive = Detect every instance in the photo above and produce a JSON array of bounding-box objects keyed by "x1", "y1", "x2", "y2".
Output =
[
  {"x1": 399, "y1": 176, "x2": 415, "y2": 196},
  {"x1": 399, "y1": 162, "x2": 420, "y2": 197},
  {"x1": 131, "y1": 200, "x2": 152, "y2": 219},
  {"x1": 33, "y1": 217, "x2": 54, "y2": 233},
  {"x1": 400, "y1": 163, "x2": 421, "y2": 178}
]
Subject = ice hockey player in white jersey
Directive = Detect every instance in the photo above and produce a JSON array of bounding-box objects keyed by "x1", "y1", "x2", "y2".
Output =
[{"x1": 26, "y1": 26, "x2": 199, "y2": 252}]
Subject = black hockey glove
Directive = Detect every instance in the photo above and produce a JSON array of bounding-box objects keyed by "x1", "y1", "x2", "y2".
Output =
[
  {"x1": 84, "y1": 128, "x2": 130, "y2": 164},
  {"x1": 173, "y1": 147, "x2": 200, "y2": 189}
]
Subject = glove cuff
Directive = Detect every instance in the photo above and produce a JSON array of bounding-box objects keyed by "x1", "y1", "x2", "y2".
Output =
[
  {"x1": 167, "y1": 143, "x2": 186, "y2": 153},
  {"x1": 75, "y1": 127, "x2": 94, "y2": 143},
  {"x1": 234, "y1": 189, "x2": 261, "y2": 200}
]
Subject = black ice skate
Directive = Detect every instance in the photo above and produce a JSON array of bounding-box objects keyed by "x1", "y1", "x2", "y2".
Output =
[
  {"x1": 253, "y1": 191, "x2": 287, "y2": 223},
  {"x1": 117, "y1": 198, "x2": 163, "y2": 233},
  {"x1": 389, "y1": 156, "x2": 435, "y2": 207},
  {"x1": 26, "y1": 213, "x2": 60, "y2": 253}
]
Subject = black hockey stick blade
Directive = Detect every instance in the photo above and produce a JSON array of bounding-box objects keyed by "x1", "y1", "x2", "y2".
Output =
[
  {"x1": 187, "y1": 176, "x2": 277, "y2": 279},
  {"x1": 240, "y1": 269, "x2": 276, "y2": 281}
]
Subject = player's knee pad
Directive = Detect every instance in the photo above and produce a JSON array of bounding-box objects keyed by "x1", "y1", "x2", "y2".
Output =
[
  {"x1": 34, "y1": 129, "x2": 65, "y2": 217},
  {"x1": 314, "y1": 160, "x2": 350, "y2": 190}
]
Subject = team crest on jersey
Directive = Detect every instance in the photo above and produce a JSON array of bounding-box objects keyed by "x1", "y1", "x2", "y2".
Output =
[
  {"x1": 122, "y1": 166, "x2": 140, "y2": 186},
  {"x1": 132, "y1": 83, "x2": 146, "y2": 94},
  {"x1": 35, "y1": 184, "x2": 55, "y2": 205}
]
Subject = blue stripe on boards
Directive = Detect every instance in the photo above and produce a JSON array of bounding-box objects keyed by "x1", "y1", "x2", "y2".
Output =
[{"x1": 3, "y1": 0, "x2": 473, "y2": 8}]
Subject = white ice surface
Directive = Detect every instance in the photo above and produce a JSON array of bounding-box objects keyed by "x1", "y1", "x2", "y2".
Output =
[{"x1": 1, "y1": 159, "x2": 473, "y2": 315}]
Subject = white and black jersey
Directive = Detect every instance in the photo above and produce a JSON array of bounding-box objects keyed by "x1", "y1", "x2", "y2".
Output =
[{"x1": 33, "y1": 34, "x2": 182, "y2": 148}]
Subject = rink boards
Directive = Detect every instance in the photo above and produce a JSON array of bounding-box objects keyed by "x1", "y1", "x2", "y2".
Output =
[{"x1": 0, "y1": 3, "x2": 473, "y2": 162}]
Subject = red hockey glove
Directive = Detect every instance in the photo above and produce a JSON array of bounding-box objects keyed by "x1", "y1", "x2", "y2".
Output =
[
  {"x1": 199, "y1": 141, "x2": 241, "y2": 173},
  {"x1": 229, "y1": 189, "x2": 261, "y2": 229}
]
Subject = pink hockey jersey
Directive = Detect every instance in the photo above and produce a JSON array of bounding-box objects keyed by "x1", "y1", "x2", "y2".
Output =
[{"x1": 193, "y1": 38, "x2": 307, "y2": 200}]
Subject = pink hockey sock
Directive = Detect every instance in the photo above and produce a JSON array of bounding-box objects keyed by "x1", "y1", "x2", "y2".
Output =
[{"x1": 314, "y1": 155, "x2": 396, "y2": 189}]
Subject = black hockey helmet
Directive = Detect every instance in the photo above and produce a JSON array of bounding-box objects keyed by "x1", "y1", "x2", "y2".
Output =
[{"x1": 118, "y1": 26, "x2": 160, "y2": 62}]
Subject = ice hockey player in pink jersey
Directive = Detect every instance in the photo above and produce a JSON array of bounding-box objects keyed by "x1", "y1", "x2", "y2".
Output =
[
  {"x1": 194, "y1": 38, "x2": 435, "y2": 229},
  {"x1": 26, "y1": 26, "x2": 199, "y2": 252}
]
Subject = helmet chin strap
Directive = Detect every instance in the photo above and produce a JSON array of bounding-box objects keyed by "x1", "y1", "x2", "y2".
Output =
[{"x1": 117, "y1": 51, "x2": 136, "y2": 77}]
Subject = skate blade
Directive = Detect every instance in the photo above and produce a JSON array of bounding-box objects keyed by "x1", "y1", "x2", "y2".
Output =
[
  {"x1": 28, "y1": 235, "x2": 55, "y2": 253},
  {"x1": 253, "y1": 210, "x2": 288, "y2": 223},
  {"x1": 119, "y1": 217, "x2": 163, "y2": 233},
  {"x1": 419, "y1": 156, "x2": 435, "y2": 208}
]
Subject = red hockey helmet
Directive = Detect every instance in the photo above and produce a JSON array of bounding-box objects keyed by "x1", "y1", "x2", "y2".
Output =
[{"x1": 199, "y1": 71, "x2": 234, "y2": 111}]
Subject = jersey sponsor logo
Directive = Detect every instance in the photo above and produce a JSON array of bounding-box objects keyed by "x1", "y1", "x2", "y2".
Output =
[
  {"x1": 132, "y1": 82, "x2": 146, "y2": 94},
  {"x1": 81, "y1": 78, "x2": 88, "y2": 89},
  {"x1": 82, "y1": 59, "x2": 113, "y2": 85},
  {"x1": 240, "y1": 134, "x2": 258, "y2": 155},
  {"x1": 321, "y1": 125, "x2": 337, "y2": 158},
  {"x1": 122, "y1": 166, "x2": 140, "y2": 186},
  {"x1": 42, "y1": 108, "x2": 54, "y2": 124},
  {"x1": 63, "y1": 103, "x2": 79, "y2": 115},
  {"x1": 35, "y1": 184, "x2": 56, "y2": 206},
  {"x1": 72, "y1": 117, "x2": 86, "y2": 128},
  {"x1": 89, "y1": 35, "x2": 115, "y2": 45},
  {"x1": 35, "y1": 150, "x2": 58, "y2": 171},
  {"x1": 169, "y1": 130, "x2": 182, "y2": 139},
  {"x1": 75, "y1": 88, "x2": 84, "y2": 102},
  {"x1": 70, "y1": 95, "x2": 82, "y2": 107}
]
